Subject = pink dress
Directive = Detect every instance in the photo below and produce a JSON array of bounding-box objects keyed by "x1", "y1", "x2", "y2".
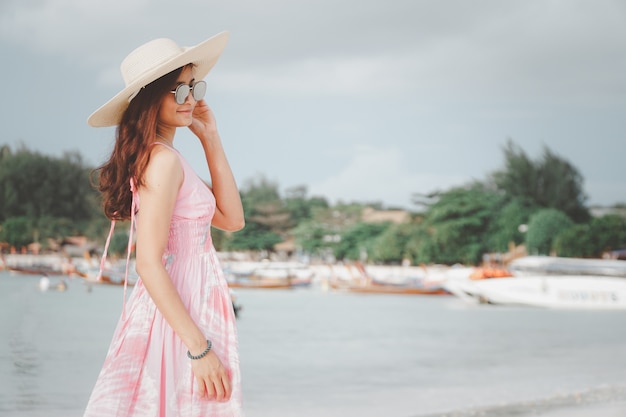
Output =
[{"x1": 83, "y1": 143, "x2": 243, "y2": 417}]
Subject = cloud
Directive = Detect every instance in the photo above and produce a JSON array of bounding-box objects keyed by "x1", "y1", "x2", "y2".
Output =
[
  {"x1": 308, "y1": 145, "x2": 466, "y2": 208},
  {"x1": 1, "y1": 0, "x2": 148, "y2": 55},
  {"x1": 211, "y1": 0, "x2": 626, "y2": 102},
  {"x1": 1, "y1": 0, "x2": 625, "y2": 208},
  {"x1": 3, "y1": 0, "x2": 626, "y2": 102},
  {"x1": 213, "y1": 54, "x2": 417, "y2": 97}
]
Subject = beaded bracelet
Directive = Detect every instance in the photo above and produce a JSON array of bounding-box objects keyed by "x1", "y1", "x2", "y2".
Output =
[{"x1": 187, "y1": 339, "x2": 212, "y2": 360}]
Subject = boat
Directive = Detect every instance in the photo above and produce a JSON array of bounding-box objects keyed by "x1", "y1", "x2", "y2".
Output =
[
  {"x1": 447, "y1": 275, "x2": 626, "y2": 310},
  {"x1": 509, "y1": 256, "x2": 626, "y2": 277},
  {"x1": 226, "y1": 278, "x2": 293, "y2": 289},
  {"x1": 9, "y1": 265, "x2": 68, "y2": 275},
  {"x1": 223, "y1": 261, "x2": 314, "y2": 289},
  {"x1": 327, "y1": 262, "x2": 450, "y2": 295},
  {"x1": 442, "y1": 267, "x2": 513, "y2": 303},
  {"x1": 2, "y1": 254, "x2": 79, "y2": 276},
  {"x1": 75, "y1": 263, "x2": 138, "y2": 286},
  {"x1": 249, "y1": 262, "x2": 314, "y2": 283},
  {"x1": 329, "y1": 279, "x2": 449, "y2": 295}
]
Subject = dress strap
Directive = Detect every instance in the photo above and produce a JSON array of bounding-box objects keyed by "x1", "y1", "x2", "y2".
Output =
[
  {"x1": 96, "y1": 178, "x2": 137, "y2": 320},
  {"x1": 122, "y1": 178, "x2": 138, "y2": 319},
  {"x1": 96, "y1": 220, "x2": 116, "y2": 282}
]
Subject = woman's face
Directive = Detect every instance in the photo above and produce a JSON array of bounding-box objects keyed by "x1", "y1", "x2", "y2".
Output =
[{"x1": 157, "y1": 66, "x2": 197, "y2": 129}]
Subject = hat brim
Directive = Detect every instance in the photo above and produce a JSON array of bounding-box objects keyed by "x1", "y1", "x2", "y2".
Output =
[{"x1": 88, "y1": 31, "x2": 229, "y2": 127}]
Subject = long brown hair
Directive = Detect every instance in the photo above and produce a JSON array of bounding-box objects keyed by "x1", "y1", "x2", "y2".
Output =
[{"x1": 95, "y1": 66, "x2": 187, "y2": 220}]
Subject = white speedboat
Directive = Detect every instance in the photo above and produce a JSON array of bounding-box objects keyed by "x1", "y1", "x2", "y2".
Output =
[
  {"x1": 441, "y1": 266, "x2": 514, "y2": 304},
  {"x1": 509, "y1": 256, "x2": 626, "y2": 277},
  {"x1": 455, "y1": 275, "x2": 626, "y2": 310}
]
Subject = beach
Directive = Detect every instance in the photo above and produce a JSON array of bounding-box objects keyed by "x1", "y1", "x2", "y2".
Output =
[
  {"x1": 538, "y1": 403, "x2": 626, "y2": 417},
  {"x1": 1, "y1": 270, "x2": 626, "y2": 417}
]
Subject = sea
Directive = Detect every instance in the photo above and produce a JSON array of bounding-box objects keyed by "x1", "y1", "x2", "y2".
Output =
[{"x1": 1, "y1": 270, "x2": 626, "y2": 417}]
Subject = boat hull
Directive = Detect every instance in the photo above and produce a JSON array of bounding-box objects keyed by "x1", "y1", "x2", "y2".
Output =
[
  {"x1": 330, "y1": 280, "x2": 449, "y2": 295},
  {"x1": 453, "y1": 275, "x2": 626, "y2": 310}
]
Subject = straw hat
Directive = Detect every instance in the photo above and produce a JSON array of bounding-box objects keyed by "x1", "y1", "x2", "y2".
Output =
[{"x1": 88, "y1": 31, "x2": 229, "y2": 127}]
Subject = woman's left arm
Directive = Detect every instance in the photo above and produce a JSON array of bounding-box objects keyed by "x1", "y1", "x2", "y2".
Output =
[{"x1": 189, "y1": 100, "x2": 244, "y2": 232}]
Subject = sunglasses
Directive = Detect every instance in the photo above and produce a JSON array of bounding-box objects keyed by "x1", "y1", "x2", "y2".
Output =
[{"x1": 170, "y1": 81, "x2": 207, "y2": 104}]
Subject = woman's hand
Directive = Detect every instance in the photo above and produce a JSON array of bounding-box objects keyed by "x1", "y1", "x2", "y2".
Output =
[
  {"x1": 191, "y1": 350, "x2": 232, "y2": 401},
  {"x1": 189, "y1": 99, "x2": 218, "y2": 142},
  {"x1": 187, "y1": 98, "x2": 245, "y2": 232}
]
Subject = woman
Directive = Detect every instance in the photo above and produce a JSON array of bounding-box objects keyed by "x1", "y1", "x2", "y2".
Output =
[{"x1": 83, "y1": 32, "x2": 245, "y2": 417}]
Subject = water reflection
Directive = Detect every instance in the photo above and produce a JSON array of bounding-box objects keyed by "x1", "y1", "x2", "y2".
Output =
[{"x1": 8, "y1": 287, "x2": 42, "y2": 410}]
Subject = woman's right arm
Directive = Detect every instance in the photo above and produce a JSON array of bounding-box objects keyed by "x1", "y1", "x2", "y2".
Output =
[{"x1": 134, "y1": 147, "x2": 231, "y2": 401}]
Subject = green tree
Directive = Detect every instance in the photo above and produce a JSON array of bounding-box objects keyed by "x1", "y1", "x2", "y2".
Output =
[
  {"x1": 226, "y1": 221, "x2": 281, "y2": 251},
  {"x1": 82, "y1": 215, "x2": 115, "y2": 243},
  {"x1": 0, "y1": 145, "x2": 99, "y2": 223},
  {"x1": 414, "y1": 183, "x2": 503, "y2": 265},
  {"x1": 293, "y1": 203, "x2": 365, "y2": 258},
  {"x1": 211, "y1": 228, "x2": 229, "y2": 251},
  {"x1": 486, "y1": 197, "x2": 538, "y2": 252},
  {"x1": 491, "y1": 141, "x2": 536, "y2": 204},
  {"x1": 98, "y1": 229, "x2": 130, "y2": 257},
  {"x1": 283, "y1": 185, "x2": 329, "y2": 224},
  {"x1": 291, "y1": 218, "x2": 334, "y2": 256},
  {"x1": 369, "y1": 223, "x2": 413, "y2": 263},
  {"x1": 0, "y1": 217, "x2": 33, "y2": 248},
  {"x1": 228, "y1": 176, "x2": 288, "y2": 251},
  {"x1": 333, "y1": 221, "x2": 390, "y2": 261},
  {"x1": 553, "y1": 224, "x2": 594, "y2": 257},
  {"x1": 492, "y1": 140, "x2": 589, "y2": 222},
  {"x1": 525, "y1": 208, "x2": 574, "y2": 255},
  {"x1": 398, "y1": 216, "x2": 425, "y2": 264},
  {"x1": 243, "y1": 177, "x2": 290, "y2": 231},
  {"x1": 589, "y1": 215, "x2": 626, "y2": 256},
  {"x1": 35, "y1": 216, "x2": 76, "y2": 248}
]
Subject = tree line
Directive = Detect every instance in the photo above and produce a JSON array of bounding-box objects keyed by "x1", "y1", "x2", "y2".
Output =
[{"x1": 1, "y1": 141, "x2": 625, "y2": 264}]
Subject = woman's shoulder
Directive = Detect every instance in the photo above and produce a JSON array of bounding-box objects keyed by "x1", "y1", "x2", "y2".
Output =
[
  {"x1": 145, "y1": 145, "x2": 183, "y2": 182},
  {"x1": 149, "y1": 144, "x2": 181, "y2": 165}
]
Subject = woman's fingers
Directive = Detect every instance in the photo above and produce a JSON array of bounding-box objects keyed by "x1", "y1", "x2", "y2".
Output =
[
  {"x1": 212, "y1": 376, "x2": 225, "y2": 401},
  {"x1": 221, "y1": 373, "x2": 232, "y2": 400},
  {"x1": 195, "y1": 376, "x2": 207, "y2": 398},
  {"x1": 204, "y1": 377, "x2": 216, "y2": 399},
  {"x1": 191, "y1": 351, "x2": 232, "y2": 401},
  {"x1": 205, "y1": 370, "x2": 231, "y2": 402}
]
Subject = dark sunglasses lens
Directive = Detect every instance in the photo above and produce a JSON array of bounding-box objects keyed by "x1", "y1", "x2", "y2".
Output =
[
  {"x1": 193, "y1": 81, "x2": 206, "y2": 101},
  {"x1": 175, "y1": 84, "x2": 190, "y2": 104}
]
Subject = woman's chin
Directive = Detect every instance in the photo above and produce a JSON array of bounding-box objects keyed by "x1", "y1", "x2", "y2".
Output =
[{"x1": 178, "y1": 116, "x2": 193, "y2": 127}]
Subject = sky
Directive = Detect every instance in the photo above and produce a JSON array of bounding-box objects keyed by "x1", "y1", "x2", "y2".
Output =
[{"x1": 1, "y1": 0, "x2": 625, "y2": 210}]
